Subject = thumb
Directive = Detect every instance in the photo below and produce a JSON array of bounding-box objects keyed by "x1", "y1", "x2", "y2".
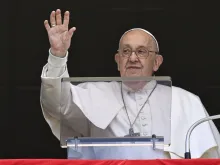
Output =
[{"x1": 68, "y1": 27, "x2": 76, "y2": 38}]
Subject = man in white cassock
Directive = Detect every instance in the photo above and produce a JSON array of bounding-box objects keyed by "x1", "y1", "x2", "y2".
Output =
[{"x1": 40, "y1": 9, "x2": 220, "y2": 159}]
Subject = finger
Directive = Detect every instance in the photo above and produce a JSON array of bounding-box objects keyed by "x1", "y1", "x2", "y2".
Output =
[
  {"x1": 68, "y1": 27, "x2": 76, "y2": 37},
  {"x1": 50, "y1": 11, "x2": 56, "y2": 26},
  {"x1": 64, "y1": 27, "x2": 76, "y2": 41},
  {"x1": 44, "y1": 20, "x2": 50, "y2": 31},
  {"x1": 55, "y1": 9, "x2": 62, "y2": 25},
  {"x1": 63, "y1": 11, "x2": 70, "y2": 28}
]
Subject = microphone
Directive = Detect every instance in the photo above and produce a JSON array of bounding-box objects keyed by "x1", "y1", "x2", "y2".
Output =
[{"x1": 185, "y1": 115, "x2": 220, "y2": 159}]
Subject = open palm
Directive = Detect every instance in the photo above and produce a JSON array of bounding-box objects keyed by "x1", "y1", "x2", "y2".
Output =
[{"x1": 44, "y1": 9, "x2": 76, "y2": 57}]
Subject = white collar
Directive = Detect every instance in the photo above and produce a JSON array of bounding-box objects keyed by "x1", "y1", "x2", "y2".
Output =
[{"x1": 121, "y1": 80, "x2": 157, "y2": 93}]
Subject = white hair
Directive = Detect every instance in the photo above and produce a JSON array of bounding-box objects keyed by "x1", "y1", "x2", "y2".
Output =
[{"x1": 119, "y1": 28, "x2": 159, "y2": 52}]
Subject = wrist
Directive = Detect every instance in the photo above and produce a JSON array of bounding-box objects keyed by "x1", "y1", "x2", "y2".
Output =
[{"x1": 50, "y1": 47, "x2": 67, "y2": 57}]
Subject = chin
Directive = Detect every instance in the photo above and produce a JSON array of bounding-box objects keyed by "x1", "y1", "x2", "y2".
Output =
[
  {"x1": 123, "y1": 73, "x2": 142, "y2": 77},
  {"x1": 123, "y1": 71, "x2": 142, "y2": 77}
]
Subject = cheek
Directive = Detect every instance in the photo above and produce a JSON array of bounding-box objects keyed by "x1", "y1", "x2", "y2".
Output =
[
  {"x1": 141, "y1": 59, "x2": 154, "y2": 70},
  {"x1": 140, "y1": 59, "x2": 148, "y2": 67},
  {"x1": 119, "y1": 59, "x2": 127, "y2": 70}
]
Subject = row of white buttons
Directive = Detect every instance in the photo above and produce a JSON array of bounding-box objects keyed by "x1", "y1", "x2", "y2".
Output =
[{"x1": 135, "y1": 91, "x2": 151, "y2": 136}]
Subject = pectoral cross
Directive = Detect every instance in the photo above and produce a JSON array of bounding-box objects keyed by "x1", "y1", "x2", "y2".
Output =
[{"x1": 124, "y1": 128, "x2": 140, "y2": 137}]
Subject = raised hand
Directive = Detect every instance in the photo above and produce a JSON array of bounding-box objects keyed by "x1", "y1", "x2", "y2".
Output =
[{"x1": 44, "y1": 9, "x2": 76, "y2": 57}]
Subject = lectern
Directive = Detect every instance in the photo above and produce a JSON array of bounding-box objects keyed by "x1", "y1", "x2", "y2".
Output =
[{"x1": 59, "y1": 77, "x2": 172, "y2": 159}]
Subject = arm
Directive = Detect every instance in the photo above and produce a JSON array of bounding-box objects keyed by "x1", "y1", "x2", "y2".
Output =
[
  {"x1": 40, "y1": 9, "x2": 90, "y2": 140},
  {"x1": 41, "y1": 50, "x2": 70, "y2": 121}
]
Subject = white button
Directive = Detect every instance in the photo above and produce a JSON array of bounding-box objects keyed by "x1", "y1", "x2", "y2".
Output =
[
  {"x1": 142, "y1": 123, "x2": 147, "y2": 126},
  {"x1": 141, "y1": 116, "x2": 146, "y2": 120},
  {"x1": 139, "y1": 103, "x2": 143, "y2": 106}
]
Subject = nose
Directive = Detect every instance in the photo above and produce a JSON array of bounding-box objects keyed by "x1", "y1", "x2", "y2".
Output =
[{"x1": 129, "y1": 52, "x2": 138, "y2": 62}]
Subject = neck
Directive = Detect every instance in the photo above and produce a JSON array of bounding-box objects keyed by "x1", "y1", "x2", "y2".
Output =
[{"x1": 123, "y1": 81, "x2": 147, "y2": 91}]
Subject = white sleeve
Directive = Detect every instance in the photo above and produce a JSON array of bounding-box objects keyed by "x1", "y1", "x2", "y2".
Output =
[
  {"x1": 40, "y1": 50, "x2": 90, "y2": 140},
  {"x1": 44, "y1": 49, "x2": 68, "y2": 78}
]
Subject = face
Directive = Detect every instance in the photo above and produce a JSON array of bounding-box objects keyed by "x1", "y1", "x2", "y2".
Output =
[{"x1": 115, "y1": 30, "x2": 163, "y2": 77}]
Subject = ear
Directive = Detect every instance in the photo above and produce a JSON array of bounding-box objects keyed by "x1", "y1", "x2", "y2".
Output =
[
  {"x1": 115, "y1": 53, "x2": 120, "y2": 71},
  {"x1": 153, "y1": 54, "x2": 163, "y2": 72}
]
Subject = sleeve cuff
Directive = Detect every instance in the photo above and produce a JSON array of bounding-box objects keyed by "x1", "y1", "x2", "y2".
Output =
[{"x1": 48, "y1": 49, "x2": 68, "y2": 67}]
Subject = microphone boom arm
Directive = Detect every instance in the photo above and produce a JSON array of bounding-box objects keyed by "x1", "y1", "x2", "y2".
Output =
[{"x1": 185, "y1": 115, "x2": 220, "y2": 159}]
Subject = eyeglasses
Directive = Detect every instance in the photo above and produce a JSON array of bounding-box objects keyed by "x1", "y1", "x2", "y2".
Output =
[{"x1": 118, "y1": 47, "x2": 159, "y2": 59}]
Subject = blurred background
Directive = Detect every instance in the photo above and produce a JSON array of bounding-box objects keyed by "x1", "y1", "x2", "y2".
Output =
[{"x1": 1, "y1": 0, "x2": 220, "y2": 158}]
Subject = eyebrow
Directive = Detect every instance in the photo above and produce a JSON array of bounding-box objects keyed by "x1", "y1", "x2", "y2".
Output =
[{"x1": 121, "y1": 45, "x2": 148, "y2": 49}]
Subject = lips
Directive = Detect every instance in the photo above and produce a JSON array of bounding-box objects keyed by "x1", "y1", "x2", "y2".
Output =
[{"x1": 126, "y1": 66, "x2": 141, "y2": 69}]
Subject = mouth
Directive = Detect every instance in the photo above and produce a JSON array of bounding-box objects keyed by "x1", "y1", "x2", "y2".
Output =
[{"x1": 126, "y1": 66, "x2": 142, "y2": 69}]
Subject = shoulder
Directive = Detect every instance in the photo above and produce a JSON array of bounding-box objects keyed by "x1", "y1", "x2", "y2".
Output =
[
  {"x1": 172, "y1": 86, "x2": 200, "y2": 100},
  {"x1": 156, "y1": 84, "x2": 203, "y2": 108},
  {"x1": 171, "y1": 86, "x2": 204, "y2": 110}
]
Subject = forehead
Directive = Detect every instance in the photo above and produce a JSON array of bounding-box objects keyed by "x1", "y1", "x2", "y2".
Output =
[{"x1": 120, "y1": 30, "x2": 154, "y2": 48}]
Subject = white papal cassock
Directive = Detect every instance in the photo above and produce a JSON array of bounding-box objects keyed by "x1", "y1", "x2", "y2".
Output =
[{"x1": 40, "y1": 51, "x2": 220, "y2": 159}]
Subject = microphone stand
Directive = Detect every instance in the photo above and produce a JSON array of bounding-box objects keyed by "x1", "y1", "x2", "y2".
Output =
[{"x1": 185, "y1": 115, "x2": 220, "y2": 159}]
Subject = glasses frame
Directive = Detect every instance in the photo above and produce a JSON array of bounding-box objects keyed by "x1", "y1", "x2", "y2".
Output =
[{"x1": 118, "y1": 47, "x2": 159, "y2": 59}]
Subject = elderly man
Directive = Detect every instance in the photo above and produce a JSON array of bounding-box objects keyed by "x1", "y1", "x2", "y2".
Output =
[{"x1": 40, "y1": 9, "x2": 220, "y2": 159}]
